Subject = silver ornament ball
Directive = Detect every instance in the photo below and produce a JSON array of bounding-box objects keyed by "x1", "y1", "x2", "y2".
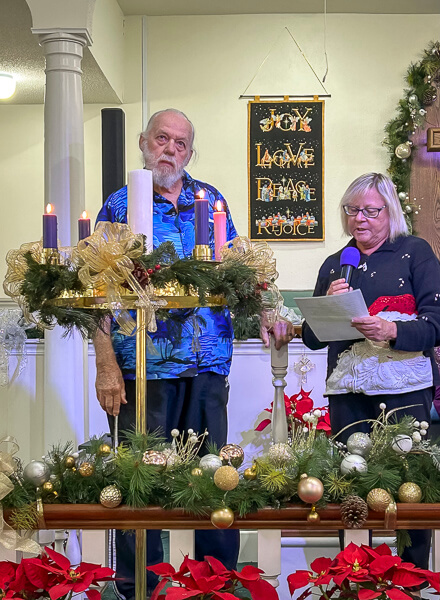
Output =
[
  {"x1": 395, "y1": 142, "x2": 412, "y2": 159},
  {"x1": 340, "y1": 454, "x2": 368, "y2": 475},
  {"x1": 408, "y1": 93, "x2": 418, "y2": 105},
  {"x1": 199, "y1": 454, "x2": 223, "y2": 474},
  {"x1": 346, "y1": 432, "x2": 372, "y2": 458},
  {"x1": 23, "y1": 460, "x2": 50, "y2": 487}
]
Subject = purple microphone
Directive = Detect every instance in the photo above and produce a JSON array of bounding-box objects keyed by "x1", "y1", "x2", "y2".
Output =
[{"x1": 340, "y1": 247, "x2": 361, "y2": 286}]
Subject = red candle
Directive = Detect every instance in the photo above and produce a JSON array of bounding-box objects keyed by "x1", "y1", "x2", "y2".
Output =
[
  {"x1": 214, "y1": 200, "x2": 227, "y2": 260},
  {"x1": 194, "y1": 189, "x2": 209, "y2": 246},
  {"x1": 78, "y1": 210, "x2": 91, "y2": 241},
  {"x1": 43, "y1": 203, "x2": 57, "y2": 248}
]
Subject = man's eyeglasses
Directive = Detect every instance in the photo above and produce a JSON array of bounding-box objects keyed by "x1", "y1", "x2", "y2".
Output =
[{"x1": 343, "y1": 205, "x2": 387, "y2": 219}]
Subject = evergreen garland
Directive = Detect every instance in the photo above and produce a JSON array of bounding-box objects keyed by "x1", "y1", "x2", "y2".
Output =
[
  {"x1": 17, "y1": 241, "x2": 266, "y2": 340},
  {"x1": 384, "y1": 41, "x2": 440, "y2": 231}
]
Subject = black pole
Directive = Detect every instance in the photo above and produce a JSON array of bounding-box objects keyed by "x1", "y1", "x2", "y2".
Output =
[{"x1": 101, "y1": 108, "x2": 126, "y2": 204}]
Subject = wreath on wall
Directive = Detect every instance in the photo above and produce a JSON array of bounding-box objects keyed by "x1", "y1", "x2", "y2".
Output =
[{"x1": 384, "y1": 40, "x2": 440, "y2": 231}]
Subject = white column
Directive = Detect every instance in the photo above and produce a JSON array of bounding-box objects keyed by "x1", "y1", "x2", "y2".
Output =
[
  {"x1": 35, "y1": 29, "x2": 90, "y2": 449},
  {"x1": 169, "y1": 531, "x2": 195, "y2": 568},
  {"x1": 270, "y1": 337, "x2": 288, "y2": 444},
  {"x1": 343, "y1": 530, "x2": 369, "y2": 546},
  {"x1": 257, "y1": 530, "x2": 281, "y2": 588}
]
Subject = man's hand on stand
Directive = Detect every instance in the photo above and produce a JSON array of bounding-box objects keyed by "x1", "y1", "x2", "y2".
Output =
[{"x1": 95, "y1": 363, "x2": 127, "y2": 417}]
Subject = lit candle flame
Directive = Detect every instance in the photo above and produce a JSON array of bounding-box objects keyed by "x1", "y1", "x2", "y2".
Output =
[
  {"x1": 215, "y1": 200, "x2": 223, "y2": 212},
  {"x1": 196, "y1": 189, "x2": 205, "y2": 200},
  {"x1": 46, "y1": 203, "x2": 54, "y2": 214},
  {"x1": 81, "y1": 211, "x2": 88, "y2": 219}
]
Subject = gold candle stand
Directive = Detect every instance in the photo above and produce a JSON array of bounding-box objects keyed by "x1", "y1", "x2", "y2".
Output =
[
  {"x1": 192, "y1": 244, "x2": 212, "y2": 261},
  {"x1": 50, "y1": 288, "x2": 226, "y2": 600},
  {"x1": 41, "y1": 248, "x2": 60, "y2": 265}
]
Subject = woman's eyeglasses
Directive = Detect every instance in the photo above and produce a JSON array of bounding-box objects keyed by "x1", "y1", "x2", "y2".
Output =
[{"x1": 343, "y1": 205, "x2": 387, "y2": 219}]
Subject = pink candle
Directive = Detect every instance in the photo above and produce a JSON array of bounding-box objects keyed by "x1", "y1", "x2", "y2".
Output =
[
  {"x1": 78, "y1": 211, "x2": 91, "y2": 241},
  {"x1": 43, "y1": 203, "x2": 57, "y2": 248},
  {"x1": 214, "y1": 200, "x2": 227, "y2": 260}
]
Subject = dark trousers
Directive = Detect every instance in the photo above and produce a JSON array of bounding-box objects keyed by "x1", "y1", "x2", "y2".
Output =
[
  {"x1": 329, "y1": 388, "x2": 433, "y2": 570},
  {"x1": 107, "y1": 373, "x2": 240, "y2": 598}
]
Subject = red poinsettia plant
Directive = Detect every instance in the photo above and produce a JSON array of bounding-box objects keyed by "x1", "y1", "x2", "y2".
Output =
[
  {"x1": 256, "y1": 388, "x2": 331, "y2": 435},
  {"x1": 148, "y1": 555, "x2": 279, "y2": 600},
  {"x1": 287, "y1": 542, "x2": 440, "y2": 600},
  {"x1": 0, "y1": 546, "x2": 114, "y2": 600}
]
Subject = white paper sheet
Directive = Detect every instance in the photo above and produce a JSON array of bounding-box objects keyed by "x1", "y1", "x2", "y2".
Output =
[{"x1": 295, "y1": 289, "x2": 369, "y2": 342}]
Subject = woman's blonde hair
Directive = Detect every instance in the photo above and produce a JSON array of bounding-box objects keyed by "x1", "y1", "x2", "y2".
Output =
[{"x1": 339, "y1": 173, "x2": 408, "y2": 242}]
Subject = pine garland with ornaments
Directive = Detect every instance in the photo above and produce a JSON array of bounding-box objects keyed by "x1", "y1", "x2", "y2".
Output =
[
  {"x1": 3, "y1": 396, "x2": 440, "y2": 554},
  {"x1": 384, "y1": 40, "x2": 440, "y2": 230}
]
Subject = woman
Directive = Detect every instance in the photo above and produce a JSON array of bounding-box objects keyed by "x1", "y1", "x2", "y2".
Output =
[{"x1": 302, "y1": 172, "x2": 440, "y2": 571}]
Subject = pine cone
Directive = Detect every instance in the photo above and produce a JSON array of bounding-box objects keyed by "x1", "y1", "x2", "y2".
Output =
[
  {"x1": 423, "y1": 85, "x2": 437, "y2": 106},
  {"x1": 340, "y1": 495, "x2": 368, "y2": 529}
]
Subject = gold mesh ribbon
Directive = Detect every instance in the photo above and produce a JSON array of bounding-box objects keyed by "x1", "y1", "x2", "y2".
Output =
[
  {"x1": 74, "y1": 222, "x2": 157, "y2": 335},
  {"x1": 3, "y1": 241, "x2": 43, "y2": 326},
  {"x1": 0, "y1": 437, "x2": 40, "y2": 554},
  {"x1": 220, "y1": 236, "x2": 283, "y2": 327},
  {"x1": 3, "y1": 240, "x2": 73, "y2": 330}
]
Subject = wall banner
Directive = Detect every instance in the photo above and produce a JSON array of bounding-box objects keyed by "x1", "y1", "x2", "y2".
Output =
[{"x1": 248, "y1": 99, "x2": 324, "y2": 241}]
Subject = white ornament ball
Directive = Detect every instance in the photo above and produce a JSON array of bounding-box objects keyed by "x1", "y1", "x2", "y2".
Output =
[
  {"x1": 420, "y1": 421, "x2": 429, "y2": 430},
  {"x1": 398, "y1": 192, "x2": 407, "y2": 201},
  {"x1": 199, "y1": 454, "x2": 223, "y2": 474},
  {"x1": 391, "y1": 434, "x2": 413, "y2": 455},
  {"x1": 346, "y1": 432, "x2": 373, "y2": 458},
  {"x1": 412, "y1": 432, "x2": 422, "y2": 443},
  {"x1": 171, "y1": 429, "x2": 179, "y2": 437},
  {"x1": 313, "y1": 409, "x2": 322, "y2": 417},
  {"x1": 340, "y1": 454, "x2": 368, "y2": 475},
  {"x1": 23, "y1": 461, "x2": 50, "y2": 487},
  {"x1": 420, "y1": 429, "x2": 427, "y2": 437},
  {"x1": 379, "y1": 403, "x2": 387, "y2": 410},
  {"x1": 414, "y1": 421, "x2": 420, "y2": 428},
  {"x1": 395, "y1": 142, "x2": 412, "y2": 159}
]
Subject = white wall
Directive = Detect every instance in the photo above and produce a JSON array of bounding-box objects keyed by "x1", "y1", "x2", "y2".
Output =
[{"x1": 145, "y1": 13, "x2": 440, "y2": 289}]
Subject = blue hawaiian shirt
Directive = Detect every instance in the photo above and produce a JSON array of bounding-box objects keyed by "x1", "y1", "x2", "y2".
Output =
[{"x1": 96, "y1": 171, "x2": 238, "y2": 380}]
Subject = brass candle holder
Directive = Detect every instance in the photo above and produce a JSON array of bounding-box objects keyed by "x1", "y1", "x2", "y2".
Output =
[
  {"x1": 192, "y1": 244, "x2": 212, "y2": 261},
  {"x1": 41, "y1": 248, "x2": 60, "y2": 265}
]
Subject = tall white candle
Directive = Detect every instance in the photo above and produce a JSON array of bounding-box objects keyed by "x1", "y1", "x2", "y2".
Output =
[{"x1": 127, "y1": 169, "x2": 153, "y2": 252}]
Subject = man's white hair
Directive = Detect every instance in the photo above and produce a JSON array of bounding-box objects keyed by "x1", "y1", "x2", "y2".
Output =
[{"x1": 142, "y1": 109, "x2": 195, "y2": 149}]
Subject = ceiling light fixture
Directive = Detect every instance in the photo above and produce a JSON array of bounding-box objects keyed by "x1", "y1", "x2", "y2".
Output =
[{"x1": 0, "y1": 73, "x2": 16, "y2": 99}]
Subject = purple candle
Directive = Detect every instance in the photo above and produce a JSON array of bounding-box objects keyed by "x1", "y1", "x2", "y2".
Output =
[
  {"x1": 43, "y1": 203, "x2": 58, "y2": 248},
  {"x1": 78, "y1": 211, "x2": 91, "y2": 241},
  {"x1": 194, "y1": 189, "x2": 209, "y2": 246}
]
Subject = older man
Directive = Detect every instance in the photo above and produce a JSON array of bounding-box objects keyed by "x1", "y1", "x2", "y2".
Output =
[
  {"x1": 95, "y1": 109, "x2": 240, "y2": 599},
  {"x1": 95, "y1": 108, "x2": 295, "y2": 598}
]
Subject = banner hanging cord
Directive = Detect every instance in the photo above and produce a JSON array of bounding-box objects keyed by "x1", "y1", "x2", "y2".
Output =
[
  {"x1": 285, "y1": 28, "x2": 329, "y2": 95},
  {"x1": 239, "y1": 25, "x2": 330, "y2": 99},
  {"x1": 322, "y1": 0, "x2": 329, "y2": 83}
]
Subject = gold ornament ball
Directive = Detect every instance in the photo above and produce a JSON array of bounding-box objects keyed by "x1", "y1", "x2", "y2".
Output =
[
  {"x1": 42, "y1": 481, "x2": 54, "y2": 493},
  {"x1": 367, "y1": 488, "x2": 392, "y2": 512},
  {"x1": 307, "y1": 509, "x2": 321, "y2": 524},
  {"x1": 219, "y1": 444, "x2": 245, "y2": 468},
  {"x1": 142, "y1": 450, "x2": 167, "y2": 471},
  {"x1": 213, "y1": 466, "x2": 240, "y2": 491},
  {"x1": 98, "y1": 443, "x2": 112, "y2": 456},
  {"x1": 100, "y1": 484, "x2": 122, "y2": 508},
  {"x1": 65, "y1": 456, "x2": 76, "y2": 469},
  {"x1": 297, "y1": 474, "x2": 324, "y2": 504},
  {"x1": 78, "y1": 462, "x2": 95, "y2": 477},
  {"x1": 191, "y1": 467, "x2": 203, "y2": 477},
  {"x1": 244, "y1": 467, "x2": 257, "y2": 481},
  {"x1": 398, "y1": 482, "x2": 422, "y2": 503},
  {"x1": 210, "y1": 507, "x2": 234, "y2": 529}
]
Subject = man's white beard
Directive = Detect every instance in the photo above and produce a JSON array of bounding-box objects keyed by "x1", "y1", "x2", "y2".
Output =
[{"x1": 143, "y1": 149, "x2": 185, "y2": 189}]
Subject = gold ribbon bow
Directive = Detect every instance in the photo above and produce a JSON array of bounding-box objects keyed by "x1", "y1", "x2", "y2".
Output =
[
  {"x1": 0, "y1": 437, "x2": 40, "y2": 554},
  {"x1": 220, "y1": 236, "x2": 283, "y2": 326},
  {"x1": 75, "y1": 222, "x2": 157, "y2": 334}
]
